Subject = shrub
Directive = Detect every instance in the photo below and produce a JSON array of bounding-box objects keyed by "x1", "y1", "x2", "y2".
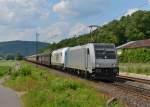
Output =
[
  {"x1": 65, "y1": 80, "x2": 81, "y2": 90},
  {"x1": 0, "y1": 66, "x2": 9, "y2": 77},
  {"x1": 10, "y1": 66, "x2": 32, "y2": 79},
  {"x1": 119, "y1": 48, "x2": 150, "y2": 63},
  {"x1": 120, "y1": 63, "x2": 150, "y2": 75},
  {"x1": 11, "y1": 71, "x2": 20, "y2": 79},
  {"x1": 20, "y1": 66, "x2": 31, "y2": 76},
  {"x1": 50, "y1": 78, "x2": 81, "y2": 92}
]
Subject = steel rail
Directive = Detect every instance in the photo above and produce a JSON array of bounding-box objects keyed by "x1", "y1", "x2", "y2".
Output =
[
  {"x1": 117, "y1": 75, "x2": 150, "y2": 85},
  {"x1": 111, "y1": 82, "x2": 150, "y2": 100}
]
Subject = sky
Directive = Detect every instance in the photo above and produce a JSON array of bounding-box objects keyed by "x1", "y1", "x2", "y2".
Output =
[{"x1": 0, "y1": 0, "x2": 150, "y2": 43}]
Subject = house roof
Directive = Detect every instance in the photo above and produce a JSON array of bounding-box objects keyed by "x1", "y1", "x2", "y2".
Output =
[{"x1": 117, "y1": 39, "x2": 150, "y2": 49}]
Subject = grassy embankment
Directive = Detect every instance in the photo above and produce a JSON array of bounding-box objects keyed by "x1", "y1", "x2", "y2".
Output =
[
  {"x1": 4, "y1": 61, "x2": 123, "y2": 107},
  {"x1": 0, "y1": 60, "x2": 17, "y2": 78},
  {"x1": 119, "y1": 63, "x2": 150, "y2": 75}
]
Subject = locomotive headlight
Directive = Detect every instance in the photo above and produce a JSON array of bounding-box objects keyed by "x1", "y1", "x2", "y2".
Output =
[
  {"x1": 112, "y1": 63, "x2": 118, "y2": 67},
  {"x1": 112, "y1": 64, "x2": 116, "y2": 67}
]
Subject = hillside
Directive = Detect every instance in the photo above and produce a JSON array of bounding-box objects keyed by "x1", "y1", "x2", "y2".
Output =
[
  {"x1": 45, "y1": 10, "x2": 150, "y2": 51},
  {"x1": 0, "y1": 40, "x2": 49, "y2": 57}
]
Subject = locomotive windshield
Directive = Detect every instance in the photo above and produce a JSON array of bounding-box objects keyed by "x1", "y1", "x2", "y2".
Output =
[{"x1": 95, "y1": 44, "x2": 116, "y2": 59}]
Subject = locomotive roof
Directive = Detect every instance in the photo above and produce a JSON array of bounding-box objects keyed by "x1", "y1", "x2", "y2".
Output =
[{"x1": 52, "y1": 47, "x2": 69, "y2": 53}]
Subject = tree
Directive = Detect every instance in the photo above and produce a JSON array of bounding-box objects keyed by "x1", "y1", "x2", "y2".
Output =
[
  {"x1": 6, "y1": 54, "x2": 15, "y2": 60},
  {"x1": 42, "y1": 10, "x2": 150, "y2": 52},
  {"x1": 15, "y1": 53, "x2": 23, "y2": 60}
]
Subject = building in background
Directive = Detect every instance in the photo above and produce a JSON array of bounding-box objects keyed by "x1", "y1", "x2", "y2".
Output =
[{"x1": 117, "y1": 39, "x2": 150, "y2": 55}]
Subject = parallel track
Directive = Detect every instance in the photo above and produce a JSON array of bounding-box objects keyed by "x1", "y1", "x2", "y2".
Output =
[
  {"x1": 117, "y1": 75, "x2": 150, "y2": 85},
  {"x1": 114, "y1": 75, "x2": 150, "y2": 100},
  {"x1": 111, "y1": 82, "x2": 150, "y2": 100}
]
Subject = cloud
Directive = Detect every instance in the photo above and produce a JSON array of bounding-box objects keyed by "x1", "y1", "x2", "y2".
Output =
[
  {"x1": 69, "y1": 23, "x2": 89, "y2": 36},
  {"x1": 148, "y1": 0, "x2": 150, "y2": 4},
  {"x1": 53, "y1": 0, "x2": 70, "y2": 14},
  {"x1": 0, "y1": 10, "x2": 15, "y2": 24},
  {"x1": 0, "y1": 19, "x2": 70, "y2": 42},
  {"x1": 0, "y1": 0, "x2": 53, "y2": 42},
  {"x1": 0, "y1": 0, "x2": 146, "y2": 43},
  {"x1": 0, "y1": 0, "x2": 50, "y2": 25},
  {"x1": 125, "y1": 8, "x2": 139, "y2": 16},
  {"x1": 52, "y1": 0, "x2": 78, "y2": 19},
  {"x1": 53, "y1": 0, "x2": 109, "y2": 19},
  {"x1": 31, "y1": 21, "x2": 70, "y2": 42}
]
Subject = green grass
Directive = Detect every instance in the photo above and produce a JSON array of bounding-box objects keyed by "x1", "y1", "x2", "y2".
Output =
[
  {"x1": 0, "y1": 60, "x2": 17, "y2": 78},
  {"x1": 5, "y1": 62, "x2": 124, "y2": 107},
  {"x1": 119, "y1": 63, "x2": 150, "y2": 75},
  {"x1": 0, "y1": 66, "x2": 9, "y2": 77},
  {"x1": 0, "y1": 60, "x2": 17, "y2": 67}
]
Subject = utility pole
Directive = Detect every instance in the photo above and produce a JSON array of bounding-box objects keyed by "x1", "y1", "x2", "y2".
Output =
[
  {"x1": 35, "y1": 32, "x2": 39, "y2": 69},
  {"x1": 36, "y1": 33, "x2": 39, "y2": 55},
  {"x1": 88, "y1": 25, "x2": 99, "y2": 43}
]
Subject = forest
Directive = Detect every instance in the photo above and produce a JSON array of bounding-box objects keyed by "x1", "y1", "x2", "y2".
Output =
[{"x1": 45, "y1": 10, "x2": 150, "y2": 51}]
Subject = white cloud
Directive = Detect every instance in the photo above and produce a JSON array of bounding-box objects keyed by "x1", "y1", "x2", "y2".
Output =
[
  {"x1": 0, "y1": 0, "x2": 50, "y2": 24},
  {"x1": 0, "y1": 0, "x2": 52, "y2": 42},
  {"x1": 53, "y1": 0, "x2": 78, "y2": 19},
  {"x1": 148, "y1": 0, "x2": 150, "y2": 4},
  {"x1": 0, "y1": 10, "x2": 15, "y2": 24},
  {"x1": 53, "y1": 0, "x2": 109, "y2": 19},
  {"x1": 39, "y1": 12, "x2": 50, "y2": 20},
  {"x1": 69, "y1": 23, "x2": 89, "y2": 36},
  {"x1": 125, "y1": 8, "x2": 139, "y2": 16},
  {"x1": 0, "y1": 20, "x2": 70, "y2": 42},
  {"x1": 30, "y1": 21, "x2": 70, "y2": 42},
  {"x1": 53, "y1": 0, "x2": 69, "y2": 13}
]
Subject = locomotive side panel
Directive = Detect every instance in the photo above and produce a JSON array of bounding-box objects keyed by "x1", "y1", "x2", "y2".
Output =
[
  {"x1": 65, "y1": 46, "x2": 87, "y2": 71},
  {"x1": 51, "y1": 48, "x2": 68, "y2": 67}
]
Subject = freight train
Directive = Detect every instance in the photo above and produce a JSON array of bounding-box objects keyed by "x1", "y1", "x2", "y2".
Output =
[{"x1": 26, "y1": 43, "x2": 119, "y2": 81}]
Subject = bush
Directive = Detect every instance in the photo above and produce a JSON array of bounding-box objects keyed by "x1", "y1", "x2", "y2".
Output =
[
  {"x1": 20, "y1": 66, "x2": 32, "y2": 76},
  {"x1": 119, "y1": 48, "x2": 150, "y2": 63},
  {"x1": 0, "y1": 66, "x2": 9, "y2": 77},
  {"x1": 10, "y1": 66, "x2": 31, "y2": 79},
  {"x1": 11, "y1": 71, "x2": 20, "y2": 79},
  {"x1": 120, "y1": 63, "x2": 150, "y2": 75}
]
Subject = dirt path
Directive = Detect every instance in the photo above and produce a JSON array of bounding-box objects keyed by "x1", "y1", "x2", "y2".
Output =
[{"x1": 0, "y1": 78, "x2": 21, "y2": 107}]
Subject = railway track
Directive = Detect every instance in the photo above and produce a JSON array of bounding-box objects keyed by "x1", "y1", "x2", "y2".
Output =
[
  {"x1": 112, "y1": 75, "x2": 150, "y2": 100},
  {"x1": 117, "y1": 75, "x2": 150, "y2": 85},
  {"x1": 111, "y1": 81, "x2": 150, "y2": 100}
]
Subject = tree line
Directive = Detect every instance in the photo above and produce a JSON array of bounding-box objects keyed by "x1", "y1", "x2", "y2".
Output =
[
  {"x1": 0, "y1": 53, "x2": 23, "y2": 60},
  {"x1": 45, "y1": 10, "x2": 150, "y2": 51}
]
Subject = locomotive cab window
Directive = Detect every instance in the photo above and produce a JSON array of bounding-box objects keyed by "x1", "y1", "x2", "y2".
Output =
[
  {"x1": 94, "y1": 44, "x2": 116, "y2": 59},
  {"x1": 87, "y1": 49, "x2": 90, "y2": 55}
]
